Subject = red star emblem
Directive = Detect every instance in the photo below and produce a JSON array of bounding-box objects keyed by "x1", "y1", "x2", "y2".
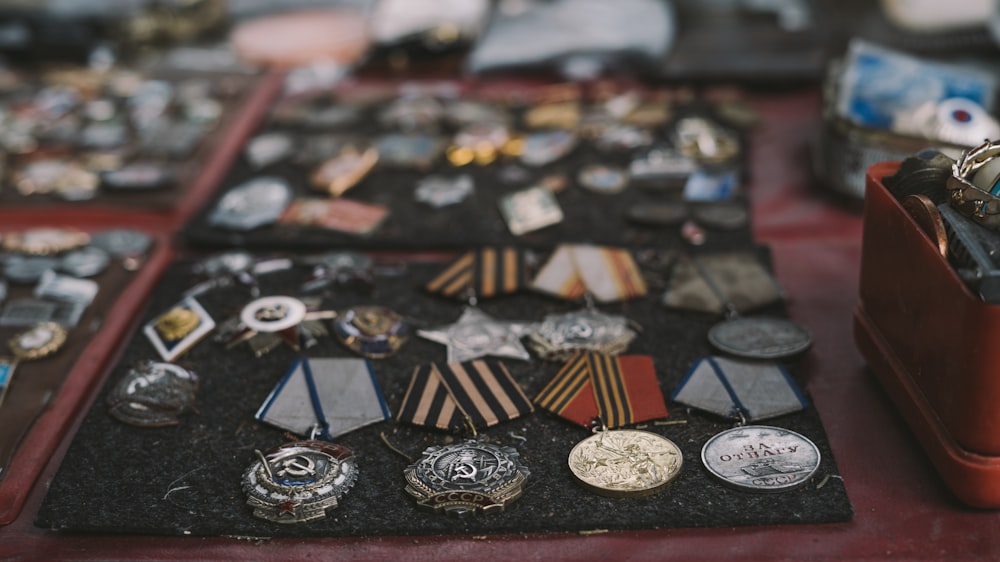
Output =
[{"x1": 279, "y1": 500, "x2": 299, "y2": 516}]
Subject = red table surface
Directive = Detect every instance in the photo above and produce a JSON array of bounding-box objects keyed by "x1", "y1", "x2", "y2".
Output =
[{"x1": 3, "y1": 89, "x2": 999, "y2": 561}]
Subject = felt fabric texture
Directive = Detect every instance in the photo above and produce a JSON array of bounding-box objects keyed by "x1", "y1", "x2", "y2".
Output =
[
  {"x1": 181, "y1": 98, "x2": 751, "y2": 252},
  {"x1": 36, "y1": 257, "x2": 851, "y2": 537}
]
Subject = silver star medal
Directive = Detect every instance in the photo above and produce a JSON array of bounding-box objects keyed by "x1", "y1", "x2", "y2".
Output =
[{"x1": 417, "y1": 307, "x2": 531, "y2": 363}]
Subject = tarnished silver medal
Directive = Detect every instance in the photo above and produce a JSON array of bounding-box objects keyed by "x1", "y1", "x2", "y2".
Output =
[
  {"x1": 404, "y1": 440, "x2": 529, "y2": 516},
  {"x1": 701, "y1": 425, "x2": 820, "y2": 492}
]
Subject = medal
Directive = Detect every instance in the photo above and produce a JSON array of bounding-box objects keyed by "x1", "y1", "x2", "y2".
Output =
[
  {"x1": 404, "y1": 439, "x2": 529, "y2": 516},
  {"x1": 0, "y1": 322, "x2": 68, "y2": 410},
  {"x1": 310, "y1": 144, "x2": 379, "y2": 196},
  {"x1": 143, "y1": 296, "x2": 216, "y2": 362},
  {"x1": 498, "y1": 185, "x2": 564, "y2": 236},
  {"x1": 568, "y1": 429, "x2": 682, "y2": 498},
  {"x1": 707, "y1": 316, "x2": 812, "y2": 360},
  {"x1": 278, "y1": 198, "x2": 389, "y2": 236},
  {"x1": 3, "y1": 256, "x2": 59, "y2": 284},
  {"x1": 59, "y1": 246, "x2": 110, "y2": 277},
  {"x1": 245, "y1": 132, "x2": 295, "y2": 169},
  {"x1": 243, "y1": 440, "x2": 358, "y2": 523},
  {"x1": 674, "y1": 116, "x2": 740, "y2": 164},
  {"x1": 415, "y1": 174, "x2": 475, "y2": 208},
  {"x1": 89, "y1": 229, "x2": 153, "y2": 259},
  {"x1": 209, "y1": 177, "x2": 292, "y2": 231},
  {"x1": 107, "y1": 361, "x2": 199, "y2": 427},
  {"x1": 530, "y1": 244, "x2": 647, "y2": 303},
  {"x1": 101, "y1": 163, "x2": 175, "y2": 192},
  {"x1": 376, "y1": 133, "x2": 445, "y2": 169},
  {"x1": 519, "y1": 130, "x2": 577, "y2": 167},
  {"x1": 417, "y1": 307, "x2": 530, "y2": 363},
  {"x1": 535, "y1": 351, "x2": 678, "y2": 497},
  {"x1": 332, "y1": 305, "x2": 409, "y2": 358},
  {"x1": 701, "y1": 425, "x2": 820, "y2": 492},
  {"x1": 219, "y1": 295, "x2": 334, "y2": 357},
  {"x1": 424, "y1": 246, "x2": 528, "y2": 301},
  {"x1": 526, "y1": 308, "x2": 636, "y2": 360}
]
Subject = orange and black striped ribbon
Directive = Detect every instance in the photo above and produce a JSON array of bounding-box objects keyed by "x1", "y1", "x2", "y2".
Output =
[
  {"x1": 425, "y1": 247, "x2": 526, "y2": 300},
  {"x1": 397, "y1": 359, "x2": 534, "y2": 432},
  {"x1": 534, "y1": 351, "x2": 667, "y2": 429}
]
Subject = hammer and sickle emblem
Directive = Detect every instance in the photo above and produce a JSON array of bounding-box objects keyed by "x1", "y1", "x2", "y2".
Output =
[{"x1": 452, "y1": 463, "x2": 478, "y2": 481}]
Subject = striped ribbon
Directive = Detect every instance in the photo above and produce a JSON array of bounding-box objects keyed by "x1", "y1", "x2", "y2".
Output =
[
  {"x1": 397, "y1": 359, "x2": 534, "y2": 432},
  {"x1": 425, "y1": 247, "x2": 527, "y2": 300},
  {"x1": 535, "y1": 351, "x2": 667, "y2": 428}
]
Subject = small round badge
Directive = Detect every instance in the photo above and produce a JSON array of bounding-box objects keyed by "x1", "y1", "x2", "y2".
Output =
[
  {"x1": 9, "y1": 322, "x2": 67, "y2": 360},
  {"x1": 333, "y1": 305, "x2": 409, "y2": 359},
  {"x1": 240, "y1": 296, "x2": 307, "y2": 333}
]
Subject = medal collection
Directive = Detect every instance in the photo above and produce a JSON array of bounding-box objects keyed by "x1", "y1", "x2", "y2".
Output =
[
  {"x1": 196, "y1": 82, "x2": 752, "y2": 249},
  {"x1": 27, "y1": 79, "x2": 849, "y2": 537},
  {"x1": 0, "y1": 61, "x2": 250, "y2": 205}
]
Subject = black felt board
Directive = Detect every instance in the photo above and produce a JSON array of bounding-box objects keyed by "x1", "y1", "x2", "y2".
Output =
[
  {"x1": 36, "y1": 256, "x2": 852, "y2": 537},
  {"x1": 180, "y1": 92, "x2": 751, "y2": 253}
]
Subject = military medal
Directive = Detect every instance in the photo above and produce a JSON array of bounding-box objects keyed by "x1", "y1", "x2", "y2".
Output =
[
  {"x1": 310, "y1": 144, "x2": 378, "y2": 197},
  {"x1": 101, "y1": 162, "x2": 175, "y2": 192},
  {"x1": 0, "y1": 322, "x2": 68, "y2": 410},
  {"x1": 245, "y1": 132, "x2": 294, "y2": 169},
  {"x1": 417, "y1": 307, "x2": 530, "y2": 363},
  {"x1": 404, "y1": 440, "x2": 529, "y2": 516},
  {"x1": 526, "y1": 308, "x2": 637, "y2": 360},
  {"x1": 530, "y1": 244, "x2": 647, "y2": 303},
  {"x1": 376, "y1": 133, "x2": 445, "y2": 169},
  {"x1": 209, "y1": 177, "x2": 292, "y2": 231},
  {"x1": 59, "y1": 246, "x2": 110, "y2": 277},
  {"x1": 535, "y1": 351, "x2": 678, "y2": 497},
  {"x1": 332, "y1": 305, "x2": 409, "y2": 358},
  {"x1": 242, "y1": 440, "x2": 358, "y2": 523},
  {"x1": 4, "y1": 256, "x2": 59, "y2": 284},
  {"x1": 707, "y1": 316, "x2": 812, "y2": 360},
  {"x1": 424, "y1": 246, "x2": 528, "y2": 301},
  {"x1": 107, "y1": 361, "x2": 199, "y2": 427},
  {"x1": 701, "y1": 425, "x2": 820, "y2": 492},
  {"x1": 398, "y1": 359, "x2": 533, "y2": 515},
  {"x1": 219, "y1": 295, "x2": 334, "y2": 357},
  {"x1": 143, "y1": 296, "x2": 216, "y2": 362},
  {"x1": 568, "y1": 428, "x2": 682, "y2": 498},
  {"x1": 519, "y1": 130, "x2": 577, "y2": 167}
]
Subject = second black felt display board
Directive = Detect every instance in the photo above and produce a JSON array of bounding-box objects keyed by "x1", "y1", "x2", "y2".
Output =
[{"x1": 36, "y1": 256, "x2": 852, "y2": 537}]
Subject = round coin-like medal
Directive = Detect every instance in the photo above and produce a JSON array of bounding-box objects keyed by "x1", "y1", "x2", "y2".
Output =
[
  {"x1": 9, "y1": 322, "x2": 67, "y2": 360},
  {"x1": 568, "y1": 429, "x2": 682, "y2": 498},
  {"x1": 333, "y1": 305, "x2": 409, "y2": 358},
  {"x1": 404, "y1": 440, "x2": 529, "y2": 516},
  {"x1": 707, "y1": 316, "x2": 812, "y2": 360},
  {"x1": 3, "y1": 255, "x2": 59, "y2": 284},
  {"x1": 107, "y1": 361, "x2": 199, "y2": 427},
  {"x1": 240, "y1": 296, "x2": 307, "y2": 333},
  {"x1": 701, "y1": 425, "x2": 820, "y2": 492},
  {"x1": 243, "y1": 440, "x2": 358, "y2": 524}
]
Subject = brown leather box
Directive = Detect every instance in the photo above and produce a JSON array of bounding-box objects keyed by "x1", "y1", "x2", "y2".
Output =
[{"x1": 854, "y1": 161, "x2": 1000, "y2": 508}]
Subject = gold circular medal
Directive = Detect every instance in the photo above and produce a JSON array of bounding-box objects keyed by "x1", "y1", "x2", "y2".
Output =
[
  {"x1": 9, "y1": 322, "x2": 67, "y2": 361},
  {"x1": 567, "y1": 429, "x2": 682, "y2": 498},
  {"x1": 3, "y1": 228, "x2": 90, "y2": 255}
]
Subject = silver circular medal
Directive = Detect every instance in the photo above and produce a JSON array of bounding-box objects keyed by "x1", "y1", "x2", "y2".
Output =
[
  {"x1": 90, "y1": 229, "x2": 153, "y2": 258},
  {"x1": 404, "y1": 440, "x2": 529, "y2": 516},
  {"x1": 107, "y1": 361, "x2": 199, "y2": 427},
  {"x1": 701, "y1": 425, "x2": 820, "y2": 492},
  {"x1": 243, "y1": 440, "x2": 358, "y2": 524},
  {"x1": 240, "y1": 296, "x2": 307, "y2": 333},
  {"x1": 209, "y1": 176, "x2": 292, "y2": 231},
  {"x1": 707, "y1": 316, "x2": 812, "y2": 360},
  {"x1": 59, "y1": 246, "x2": 110, "y2": 277}
]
